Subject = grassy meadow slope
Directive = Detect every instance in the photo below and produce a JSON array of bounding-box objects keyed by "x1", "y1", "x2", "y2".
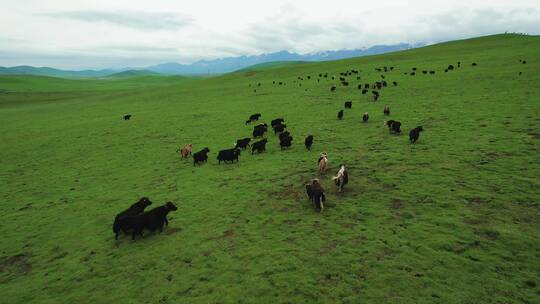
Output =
[{"x1": 0, "y1": 34, "x2": 539, "y2": 303}]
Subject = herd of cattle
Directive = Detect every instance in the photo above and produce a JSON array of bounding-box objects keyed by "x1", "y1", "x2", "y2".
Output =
[{"x1": 114, "y1": 59, "x2": 503, "y2": 240}]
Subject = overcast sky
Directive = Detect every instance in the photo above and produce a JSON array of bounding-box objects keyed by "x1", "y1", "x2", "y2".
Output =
[{"x1": 1, "y1": 0, "x2": 539, "y2": 69}]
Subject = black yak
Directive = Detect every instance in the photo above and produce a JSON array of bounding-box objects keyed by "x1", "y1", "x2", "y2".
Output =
[
  {"x1": 409, "y1": 126, "x2": 424, "y2": 143},
  {"x1": 217, "y1": 148, "x2": 241, "y2": 164},
  {"x1": 193, "y1": 147, "x2": 210, "y2": 165},
  {"x1": 113, "y1": 197, "x2": 153, "y2": 239},
  {"x1": 235, "y1": 138, "x2": 251, "y2": 150},
  {"x1": 251, "y1": 139, "x2": 268, "y2": 154},
  {"x1": 131, "y1": 202, "x2": 178, "y2": 240},
  {"x1": 304, "y1": 135, "x2": 314, "y2": 150}
]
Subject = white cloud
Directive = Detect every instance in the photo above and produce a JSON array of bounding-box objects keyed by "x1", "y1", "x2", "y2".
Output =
[{"x1": 0, "y1": 0, "x2": 538, "y2": 69}]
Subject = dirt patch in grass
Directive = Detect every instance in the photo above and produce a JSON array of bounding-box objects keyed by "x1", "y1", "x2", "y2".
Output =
[
  {"x1": 18, "y1": 203, "x2": 32, "y2": 211},
  {"x1": 222, "y1": 230, "x2": 234, "y2": 238},
  {"x1": 485, "y1": 151, "x2": 513, "y2": 159},
  {"x1": 528, "y1": 132, "x2": 540, "y2": 139},
  {"x1": 463, "y1": 217, "x2": 485, "y2": 225},
  {"x1": 390, "y1": 199, "x2": 404, "y2": 209},
  {"x1": 466, "y1": 197, "x2": 490, "y2": 205},
  {"x1": 444, "y1": 240, "x2": 480, "y2": 254},
  {"x1": 165, "y1": 227, "x2": 182, "y2": 235},
  {"x1": 49, "y1": 251, "x2": 68, "y2": 262},
  {"x1": 267, "y1": 184, "x2": 303, "y2": 202},
  {"x1": 320, "y1": 241, "x2": 338, "y2": 255},
  {"x1": 341, "y1": 222, "x2": 357, "y2": 229},
  {"x1": 0, "y1": 253, "x2": 32, "y2": 282}
]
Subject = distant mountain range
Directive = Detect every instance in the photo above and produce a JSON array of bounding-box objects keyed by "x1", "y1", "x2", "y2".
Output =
[
  {"x1": 0, "y1": 66, "x2": 129, "y2": 78},
  {"x1": 0, "y1": 43, "x2": 423, "y2": 77}
]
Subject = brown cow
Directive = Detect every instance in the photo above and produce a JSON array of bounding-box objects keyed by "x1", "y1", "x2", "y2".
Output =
[{"x1": 177, "y1": 144, "x2": 193, "y2": 159}]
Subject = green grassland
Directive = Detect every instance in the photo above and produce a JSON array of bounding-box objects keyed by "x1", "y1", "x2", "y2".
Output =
[{"x1": 0, "y1": 34, "x2": 539, "y2": 303}]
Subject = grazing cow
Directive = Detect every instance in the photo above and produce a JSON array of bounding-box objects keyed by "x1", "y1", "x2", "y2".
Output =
[
  {"x1": 386, "y1": 120, "x2": 402, "y2": 134},
  {"x1": 410, "y1": 72, "x2": 416, "y2": 76},
  {"x1": 235, "y1": 138, "x2": 251, "y2": 150},
  {"x1": 271, "y1": 118, "x2": 285, "y2": 128},
  {"x1": 457, "y1": 61, "x2": 461, "y2": 67},
  {"x1": 365, "y1": 84, "x2": 370, "y2": 89},
  {"x1": 131, "y1": 202, "x2": 178, "y2": 240},
  {"x1": 472, "y1": 62, "x2": 477, "y2": 66},
  {"x1": 333, "y1": 165, "x2": 349, "y2": 192},
  {"x1": 448, "y1": 64, "x2": 454, "y2": 70},
  {"x1": 362, "y1": 112, "x2": 369, "y2": 122},
  {"x1": 412, "y1": 67, "x2": 417, "y2": 71},
  {"x1": 422, "y1": 70, "x2": 427, "y2": 74},
  {"x1": 273, "y1": 123, "x2": 287, "y2": 134},
  {"x1": 251, "y1": 139, "x2": 268, "y2": 154},
  {"x1": 279, "y1": 135, "x2": 293, "y2": 149},
  {"x1": 382, "y1": 81, "x2": 387, "y2": 87},
  {"x1": 217, "y1": 148, "x2": 241, "y2": 164},
  {"x1": 341, "y1": 81, "x2": 349, "y2": 86},
  {"x1": 304, "y1": 135, "x2": 314, "y2": 150},
  {"x1": 113, "y1": 197, "x2": 153, "y2": 239},
  {"x1": 337, "y1": 110, "x2": 344, "y2": 120},
  {"x1": 384, "y1": 106, "x2": 390, "y2": 116},
  {"x1": 193, "y1": 147, "x2": 210, "y2": 165},
  {"x1": 393, "y1": 81, "x2": 398, "y2": 86},
  {"x1": 362, "y1": 89, "x2": 368, "y2": 94},
  {"x1": 306, "y1": 178, "x2": 326, "y2": 212},
  {"x1": 339, "y1": 77, "x2": 346, "y2": 81},
  {"x1": 429, "y1": 71, "x2": 435, "y2": 75},
  {"x1": 331, "y1": 86, "x2": 336, "y2": 92},
  {"x1": 409, "y1": 126, "x2": 424, "y2": 143},
  {"x1": 318, "y1": 152, "x2": 328, "y2": 174},
  {"x1": 522, "y1": 60, "x2": 527, "y2": 64},
  {"x1": 344, "y1": 101, "x2": 352, "y2": 109},
  {"x1": 123, "y1": 114, "x2": 132, "y2": 120},
  {"x1": 177, "y1": 144, "x2": 193, "y2": 159}
]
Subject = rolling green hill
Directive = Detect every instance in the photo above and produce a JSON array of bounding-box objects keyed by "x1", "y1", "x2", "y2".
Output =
[
  {"x1": 0, "y1": 34, "x2": 539, "y2": 304},
  {"x1": 238, "y1": 61, "x2": 307, "y2": 72},
  {"x1": 105, "y1": 70, "x2": 161, "y2": 78}
]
